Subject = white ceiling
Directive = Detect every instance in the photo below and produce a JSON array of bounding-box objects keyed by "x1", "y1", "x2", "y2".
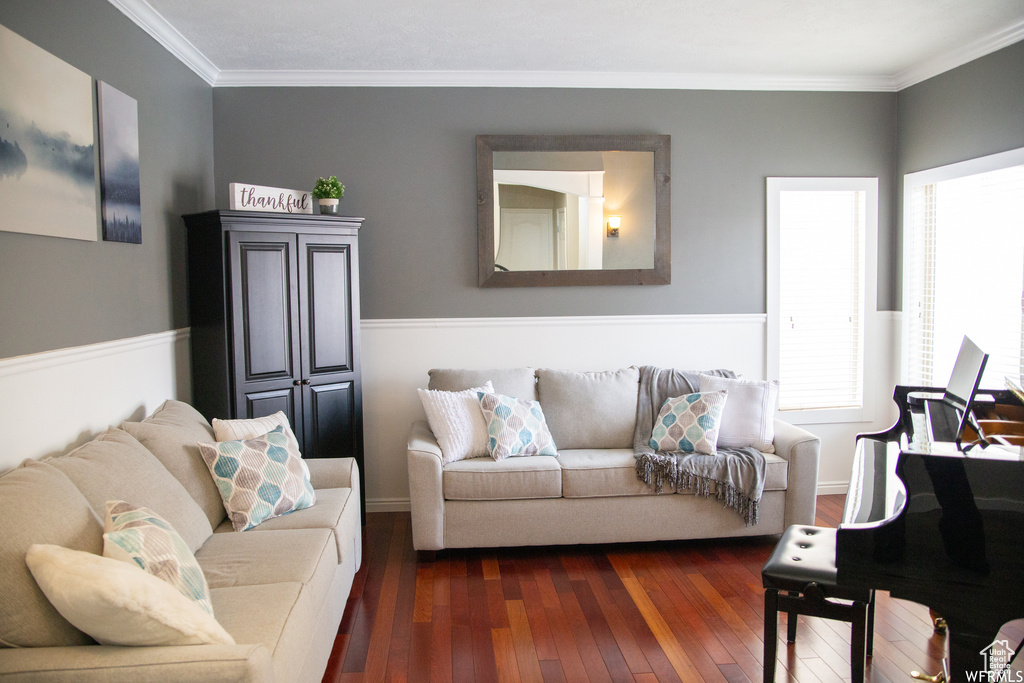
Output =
[{"x1": 111, "y1": 0, "x2": 1024, "y2": 90}]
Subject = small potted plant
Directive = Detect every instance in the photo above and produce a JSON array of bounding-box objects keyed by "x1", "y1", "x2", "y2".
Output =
[{"x1": 312, "y1": 176, "x2": 345, "y2": 215}]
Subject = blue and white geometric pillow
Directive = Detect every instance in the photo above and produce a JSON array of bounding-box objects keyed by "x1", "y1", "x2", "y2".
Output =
[
  {"x1": 103, "y1": 501, "x2": 214, "y2": 615},
  {"x1": 197, "y1": 425, "x2": 316, "y2": 531},
  {"x1": 477, "y1": 392, "x2": 558, "y2": 460},
  {"x1": 649, "y1": 390, "x2": 728, "y2": 455}
]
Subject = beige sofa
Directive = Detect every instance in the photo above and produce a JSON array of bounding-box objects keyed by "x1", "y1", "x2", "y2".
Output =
[
  {"x1": 0, "y1": 400, "x2": 362, "y2": 682},
  {"x1": 407, "y1": 368, "x2": 820, "y2": 552}
]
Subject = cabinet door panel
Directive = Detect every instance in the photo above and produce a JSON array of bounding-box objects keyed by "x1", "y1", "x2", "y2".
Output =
[
  {"x1": 242, "y1": 387, "x2": 303, "y2": 445},
  {"x1": 230, "y1": 233, "x2": 299, "y2": 383},
  {"x1": 299, "y1": 236, "x2": 356, "y2": 377},
  {"x1": 302, "y1": 381, "x2": 357, "y2": 459}
]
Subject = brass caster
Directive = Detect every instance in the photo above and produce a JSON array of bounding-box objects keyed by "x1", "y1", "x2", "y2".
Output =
[{"x1": 929, "y1": 609, "x2": 948, "y2": 635}]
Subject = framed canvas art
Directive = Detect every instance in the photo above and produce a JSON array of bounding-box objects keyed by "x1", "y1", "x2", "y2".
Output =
[
  {"x1": 0, "y1": 23, "x2": 97, "y2": 240},
  {"x1": 97, "y1": 81, "x2": 141, "y2": 243}
]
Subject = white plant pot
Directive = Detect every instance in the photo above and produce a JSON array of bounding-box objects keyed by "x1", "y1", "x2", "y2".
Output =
[{"x1": 317, "y1": 198, "x2": 340, "y2": 215}]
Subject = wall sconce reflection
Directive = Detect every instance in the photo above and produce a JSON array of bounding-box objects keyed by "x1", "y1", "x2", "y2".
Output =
[{"x1": 606, "y1": 215, "x2": 621, "y2": 238}]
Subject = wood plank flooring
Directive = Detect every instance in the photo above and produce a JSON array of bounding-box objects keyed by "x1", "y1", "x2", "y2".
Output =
[{"x1": 321, "y1": 495, "x2": 1010, "y2": 682}]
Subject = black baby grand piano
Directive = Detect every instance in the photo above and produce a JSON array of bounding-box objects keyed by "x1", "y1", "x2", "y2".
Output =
[{"x1": 837, "y1": 338, "x2": 1024, "y2": 681}]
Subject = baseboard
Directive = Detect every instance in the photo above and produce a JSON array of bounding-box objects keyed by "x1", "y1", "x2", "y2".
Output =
[
  {"x1": 816, "y1": 481, "x2": 850, "y2": 496},
  {"x1": 366, "y1": 498, "x2": 411, "y2": 513}
]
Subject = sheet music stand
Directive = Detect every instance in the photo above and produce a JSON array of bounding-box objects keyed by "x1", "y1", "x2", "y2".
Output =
[{"x1": 923, "y1": 336, "x2": 989, "y2": 448}]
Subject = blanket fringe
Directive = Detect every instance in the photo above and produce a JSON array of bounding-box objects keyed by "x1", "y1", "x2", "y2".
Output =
[{"x1": 635, "y1": 453, "x2": 760, "y2": 526}]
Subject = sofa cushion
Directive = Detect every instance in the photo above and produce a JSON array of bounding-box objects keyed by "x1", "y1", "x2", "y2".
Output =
[
  {"x1": 428, "y1": 367, "x2": 537, "y2": 401},
  {"x1": 122, "y1": 400, "x2": 227, "y2": 530},
  {"x1": 25, "y1": 544, "x2": 234, "y2": 647},
  {"x1": 763, "y1": 453, "x2": 789, "y2": 491},
  {"x1": 536, "y1": 367, "x2": 639, "y2": 449},
  {"x1": 198, "y1": 425, "x2": 316, "y2": 532},
  {"x1": 0, "y1": 461, "x2": 101, "y2": 647},
  {"x1": 558, "y1": 449, "x2": 660, "y2": 498},
  {"x1": 559, "y1": 449, "x2": 789, "y2": 498},
  {"x1": 443, "y1": 456, "x2": 562, "y2": 500},
  {"x1": 196, "y1": 528, "x2": 337, "y2": 591},
  {"x1": 46, "y1": 427, "x2": 213, "y2": 553},
  {"x1": 212, "y1": 488, "x2": 358, "y2": 568},
  {"x1": 211, "y1": 582, "x2": 314, "y2": 683}
]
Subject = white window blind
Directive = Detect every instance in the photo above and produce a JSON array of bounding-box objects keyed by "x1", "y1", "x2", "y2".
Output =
[
  {"x1": 904, "y1": 156, "x2": 1024, "y2": 389},
  {"x1": 768, "y1": 178, "x2": 877, "y2": 418}
]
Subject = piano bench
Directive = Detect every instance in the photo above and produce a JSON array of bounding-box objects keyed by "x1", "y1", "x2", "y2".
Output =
[{"x1": 762, "y1": 525, "x2": 875, "y2": 683}]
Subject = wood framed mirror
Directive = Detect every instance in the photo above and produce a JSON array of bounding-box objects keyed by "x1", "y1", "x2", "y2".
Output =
[{"x1": 477, "y1": 134, "x2": 670, "y2": 287}]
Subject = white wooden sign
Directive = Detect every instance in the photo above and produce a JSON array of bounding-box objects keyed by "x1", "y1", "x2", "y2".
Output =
[{"x1": 229, "y1": 183, "x2": 312, "y2": 214}]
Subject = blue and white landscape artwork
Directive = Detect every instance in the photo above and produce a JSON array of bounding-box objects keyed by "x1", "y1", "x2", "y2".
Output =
[
  {"x1": 0, "y1": 23, "x2": 97, "y2": 240},
  {"x1": 97, "y1": 81, "x2": 141, "y2": 243}
]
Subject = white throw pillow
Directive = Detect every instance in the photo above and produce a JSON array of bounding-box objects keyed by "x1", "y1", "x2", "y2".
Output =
[
  {"x1": 417, "y1": 382, "x2": 494, "y2": 465},
  {"x1": 25, "y1": 544, "x2": 235, "y2": 647},
  {"x1": 212, "y1": 411, "x2": 297, "y2": 445},
  {"x1": 698, "y1": 374, "x2": 779, "y2": 452}
]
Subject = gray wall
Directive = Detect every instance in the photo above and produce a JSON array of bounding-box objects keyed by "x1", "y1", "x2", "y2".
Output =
[
  {"x1": 0, "y1": 1, "x2": 215, "y2": 358},
  {"x1": 212, "y1": 88, "x2": 897, "y2": 319},
  {"x1": 894, "y1": 41, "x2": 1024, "y2": 309}
]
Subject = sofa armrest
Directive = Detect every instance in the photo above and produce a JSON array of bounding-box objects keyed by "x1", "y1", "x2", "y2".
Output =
[
  {"x1": 772, "y1": 419, "x2": 821, "y2": 527},
  {"x1": 0, "y1": 643, "x2": 272, "y2": 682},
  {"x1": 306, "y1": 457, "x2": 357, "y2": 490},
  {"x1": 407, "y1": 421, "x2": 444, "y2": 551}
]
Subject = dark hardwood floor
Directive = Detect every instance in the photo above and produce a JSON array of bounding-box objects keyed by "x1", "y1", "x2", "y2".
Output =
[{"x1": 322, "y1": 495, "x2": 1017, "y2": 682}]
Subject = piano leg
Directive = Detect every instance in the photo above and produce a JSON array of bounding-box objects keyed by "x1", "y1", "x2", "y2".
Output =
[
  {"x1": 764, "y1": 588, "x2": 779, "y2": 683},
  {"x1": 787, "y1": 591, "x2": 799, "y2": 642},
  {"x1": 944, "y1": 620, "x2": 993, "y2": 682},
  {"x1": 852, "y1": 601, "x2": 867, "y2": 683},
  {"x1": 867, "y1": 589, "x2": 876, "y2": 657}
]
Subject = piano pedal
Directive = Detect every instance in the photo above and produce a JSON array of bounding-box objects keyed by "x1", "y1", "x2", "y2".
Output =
[
  {"x1": 929, "y1": 609, "x2": 948, "y2": 635},
  {"x1": 911, "y1": 658, "x2": 950, "y2": 683}
]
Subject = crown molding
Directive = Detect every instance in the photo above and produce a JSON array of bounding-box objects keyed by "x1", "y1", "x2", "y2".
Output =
[
  {"x1": 108, "y1": 0, "x2": 219, "y2": 86},
  {"x1": 110, "y1": 0, "x2": 1023, "y2": 92},
  {"x1": 361, "y1": 313, "x2": 767, "y2": 330},
  {"x1": 892, "y1": 18, "x2": 1024, "y2": 90},
  {"x1": 214, "y1": 68, "x2": 899, "y2": 91}
]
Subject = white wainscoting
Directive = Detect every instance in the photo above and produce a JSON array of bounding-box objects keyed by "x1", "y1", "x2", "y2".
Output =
[
  {"x1": 0, "y1": 329, "x2": 191, "y2": 471},
  {"x1": 0, "y1": 313, "x2": 901, "y2": 513}
]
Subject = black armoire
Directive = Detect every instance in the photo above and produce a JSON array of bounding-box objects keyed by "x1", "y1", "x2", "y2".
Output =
[{"x1": 183, "y1": 210, "x2": 364, "y2": 516}]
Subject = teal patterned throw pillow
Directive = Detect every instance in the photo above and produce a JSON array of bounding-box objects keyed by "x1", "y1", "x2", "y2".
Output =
[
  {"x1": 103, "y1": 501, "x2": 214, "y2": 615},
  {"x1": 477, "y1": 392, "x2": 558, "y2": 460},
  {"x1": 649, "y1": 391, "x2": 728, "y2": 455},
  {"x1": 197, "y1": 425, "x2": 316, "y2": 531}
]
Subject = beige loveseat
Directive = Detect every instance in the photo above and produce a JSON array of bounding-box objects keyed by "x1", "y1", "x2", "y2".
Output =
[
  {"x1": 407, "y1": 368, "x2": 820, "y2": 552},
  {"x1": 0, "y1": 400, "x2": 361, "y2": 682}
]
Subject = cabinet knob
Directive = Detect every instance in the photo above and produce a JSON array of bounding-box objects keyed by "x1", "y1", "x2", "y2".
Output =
[
  {"x1": 302, "y1": 379, "x2": 311, "y2": 386},
  {"x1": 293, "y1": 380, "x2": 302, "y2": 386}
]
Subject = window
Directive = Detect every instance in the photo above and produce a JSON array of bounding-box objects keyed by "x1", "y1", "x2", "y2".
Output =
[
  {"x1": 767, "y1": 177, "x2": 878, "y2": 422},
  {"x1": 903, "y1": 148, "x2": 1024, "y2": 389}
]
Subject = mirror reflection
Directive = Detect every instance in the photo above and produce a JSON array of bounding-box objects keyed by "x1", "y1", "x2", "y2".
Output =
[
  {"x1": 493, "y1": 151, "x2": 655, "y2": 272},
  {"x1": 477, "y1": 135, "x2": 670, "y2": 288}
]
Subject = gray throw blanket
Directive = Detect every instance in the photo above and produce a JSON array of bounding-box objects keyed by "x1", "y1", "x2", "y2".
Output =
[{"x1": 633, "y1": 366, "x2": 766, "y2": 525}]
